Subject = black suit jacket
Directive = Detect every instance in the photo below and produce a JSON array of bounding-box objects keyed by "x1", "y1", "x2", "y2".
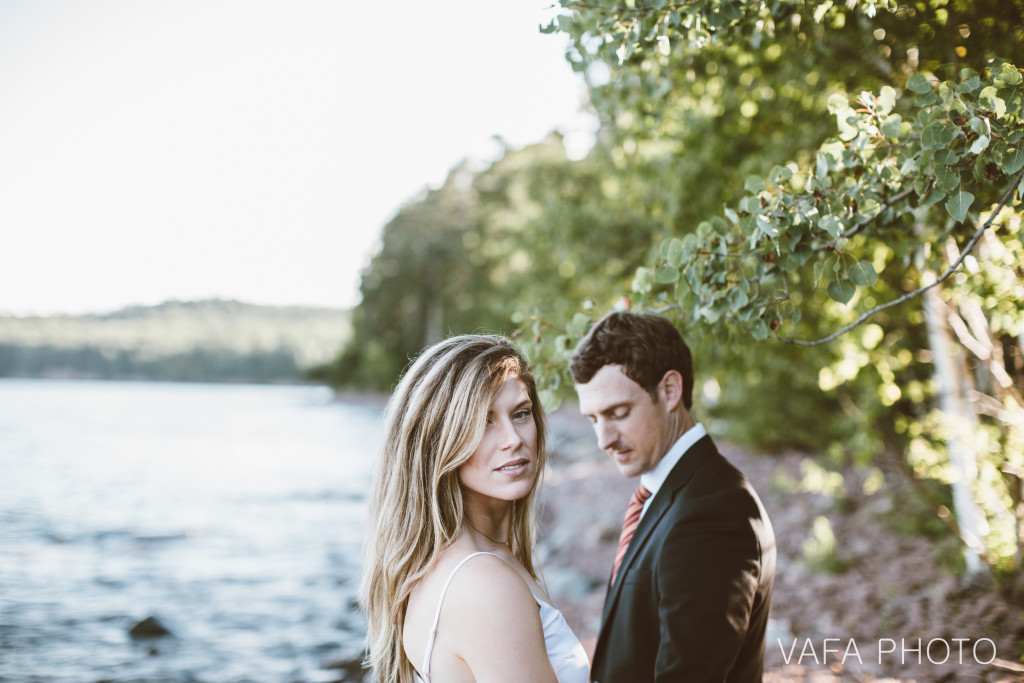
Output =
[{"x1": 590, "y1": 435, "x2": 776, "y2": 683}]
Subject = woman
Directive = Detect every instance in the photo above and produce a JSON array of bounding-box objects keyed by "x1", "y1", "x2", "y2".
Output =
[{"x1": 360, "y1": 335, "x2": 589, "y2": 683}]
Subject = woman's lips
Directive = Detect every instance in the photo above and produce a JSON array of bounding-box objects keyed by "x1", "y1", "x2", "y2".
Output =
[{"x1": 495, "y1": 459, "x2": 529, "y2": 476}]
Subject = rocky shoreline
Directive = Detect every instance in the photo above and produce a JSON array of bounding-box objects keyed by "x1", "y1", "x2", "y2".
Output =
[{"x1": 538, "y1": 407, "x2": 1024, "y2": 683}]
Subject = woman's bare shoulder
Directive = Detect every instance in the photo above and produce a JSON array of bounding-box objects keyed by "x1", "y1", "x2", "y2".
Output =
[
  {"x1": 442, "y1": 552, "x2": 539, "y2": 624},
  {"x1": 408, "y1": 548, "x2": 524, "y2": 620},
  {"x1": 438, "y1": 552, "x2": 557, "y2": 682}
]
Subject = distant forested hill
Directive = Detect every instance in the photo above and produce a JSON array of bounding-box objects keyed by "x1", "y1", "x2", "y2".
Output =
[{"x1": 0, "y1": 300, "x2": 350, "y2": 383}]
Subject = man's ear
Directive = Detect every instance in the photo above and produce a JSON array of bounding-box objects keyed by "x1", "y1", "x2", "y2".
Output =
[{"x1": 659, "y1": 370, "x2": 683, "y2": 412}]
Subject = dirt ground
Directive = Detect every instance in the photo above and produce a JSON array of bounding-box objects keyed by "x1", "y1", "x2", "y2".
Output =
[{"x1": 538, "y1": 408, "x2": 1024, "y2": 683}]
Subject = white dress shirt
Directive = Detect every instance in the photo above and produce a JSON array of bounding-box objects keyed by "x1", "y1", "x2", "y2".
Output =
[{"x1": 639, "y1": 422, "x2": 707, "y2": 519}]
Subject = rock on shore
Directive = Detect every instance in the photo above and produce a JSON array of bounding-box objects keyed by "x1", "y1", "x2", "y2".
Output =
[{"x1": 128, "y1": 615, "x2": 173, "y2": 639}]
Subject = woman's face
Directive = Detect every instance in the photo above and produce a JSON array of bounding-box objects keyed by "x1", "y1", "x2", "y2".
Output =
[{"x1": 458, "y1": 372, "x2": 538, "y2": 507}]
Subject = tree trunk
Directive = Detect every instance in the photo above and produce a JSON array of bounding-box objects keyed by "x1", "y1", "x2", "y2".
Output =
[
  {"x1": 922, "y1": 283, "x2": 987, "y2": 576},
  {"x1": 424, "y1": 296, "x2": 444, "y2": 348}
]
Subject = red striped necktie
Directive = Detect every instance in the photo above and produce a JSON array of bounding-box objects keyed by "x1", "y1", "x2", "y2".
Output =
[{"x1": 611, "y1": 483, "x2": 652, "y2": 583}]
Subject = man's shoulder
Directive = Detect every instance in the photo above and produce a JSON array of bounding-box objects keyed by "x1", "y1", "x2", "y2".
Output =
[
  {"x1": 662, "y1": 441, "x2": 769, "y2": 521},
  {"x1": 663, "y1": 435, "x2": 751, "y2": 491}
]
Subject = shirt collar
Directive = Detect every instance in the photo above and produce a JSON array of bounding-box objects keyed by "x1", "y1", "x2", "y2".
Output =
[{"x1": 640, "y1": 422, "x2": 707, "y2": 502}]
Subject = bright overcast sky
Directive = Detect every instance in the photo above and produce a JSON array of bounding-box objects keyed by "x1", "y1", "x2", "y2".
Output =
[{"x1": 0, "y1": 1, "x2": 595, "y2": 315}]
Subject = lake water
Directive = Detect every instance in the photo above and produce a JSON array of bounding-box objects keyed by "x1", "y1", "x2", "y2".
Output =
[{"x1": 0, "y1": 379, "x2": 383, "y2": 683}]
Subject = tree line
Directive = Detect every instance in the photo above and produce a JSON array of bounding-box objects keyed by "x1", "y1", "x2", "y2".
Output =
[{"x1": 0, "y1": 299, "x2": 349, "y2": 384}]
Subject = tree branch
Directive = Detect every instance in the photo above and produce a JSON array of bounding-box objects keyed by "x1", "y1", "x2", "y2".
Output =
[
  {"x1": 776, "y1": 171, "x2": 1023, "y2": 346},
  {"x1": 812, "y1": 186, "x2": 916, "y2": 252}
]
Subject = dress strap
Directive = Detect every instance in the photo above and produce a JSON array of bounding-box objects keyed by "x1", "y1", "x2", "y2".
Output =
[{"x1": 418, "y1": 551, "x2": 504, "y2": 681}]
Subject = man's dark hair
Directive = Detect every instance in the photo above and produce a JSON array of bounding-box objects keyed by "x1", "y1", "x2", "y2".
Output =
[{"x1": 570, "y1": 311, "x2": 694, "y2": 409}]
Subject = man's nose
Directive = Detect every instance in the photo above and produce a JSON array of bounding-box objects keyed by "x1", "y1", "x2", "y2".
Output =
[{"x1": 595, "y1": 420, "x2": 618, "y2": 451}]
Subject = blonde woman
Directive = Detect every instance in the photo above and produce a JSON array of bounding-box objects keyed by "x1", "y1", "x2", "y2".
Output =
[{"x1": 360, "y1": 335, "x2": 589, "y2": 683}]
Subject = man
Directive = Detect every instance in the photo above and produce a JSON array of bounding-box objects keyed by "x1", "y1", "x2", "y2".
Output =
[{"x1": 571, "y1": 311, "x2": 775, "y2": 683}]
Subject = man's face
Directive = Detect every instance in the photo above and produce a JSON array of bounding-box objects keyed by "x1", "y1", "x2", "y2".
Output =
[{"x1": 575, "y1": 364, "x2": 676, "y2": 478}]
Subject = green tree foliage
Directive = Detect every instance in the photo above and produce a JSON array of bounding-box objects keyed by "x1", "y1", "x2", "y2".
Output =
[
  {"x1": 330, "y1": 0, "x2": 1024, "y2": 577},
  {"x1": 323, "y1": 136, "x2": 661, "y2": 390},
  {"x1": 319, "y1": 166, "x2": 506, "y2": 389},
  {"x1": 530, "y1": 0, "x2": 1024, "y2": 576}
]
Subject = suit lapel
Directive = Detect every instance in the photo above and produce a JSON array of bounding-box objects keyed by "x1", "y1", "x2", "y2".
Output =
[{"x1": 594, "y1": 436, "x2": 718, "y2": 654}]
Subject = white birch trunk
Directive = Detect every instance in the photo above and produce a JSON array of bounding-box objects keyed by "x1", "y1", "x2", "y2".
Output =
[
  {"x1": 922, "y1": 283, "x2": 987, "y2": 576},
  {"x1": 424, "y1": 296, "x2": 444, "y2": 348}
]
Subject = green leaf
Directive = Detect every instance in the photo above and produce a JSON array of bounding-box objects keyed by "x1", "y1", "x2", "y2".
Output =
[
  {"x1": 699, "y1": 306, "x2": 722, "y2": 324},
  {"x1": 876, "y1": 86, "x2": 896, "y2": 115},
  {"x1": 880, "y1": 114, "x2": 902, "y2": 138},
  {"x1": 922, "y1": 121, "x2": 955, "y2": 149},
  {"x1": 553, "y1": 335, "x2": 570, "y2": 355},
  {"x1": 815, "y1": 152, "x2": 830, "y2": 180},
  {"x1": 666, "y1": 238, "x2": 684, "y2": 267},
  {"x1": 818, "y1": 215, "x2": 843, "y2": 239},
  {"x1": 837, "y1": 112, "x2": 859, "y2": 141},
  {"x1": 738, "y1": 196, "x2": 759, "y2": 214},
  {"x1": 939, "y1": 82, "x2": 955, "y2": 107},
  {"x1": 979, "y1": 86, "x2": 1007, "y2": 117},
  {"x1": 935, "y1": 165, "x2": 960, "y2": 192},
  {"x1": 1001, "y1": 147, "x2": 1024, "y2": 175},
  {"x1": 994, "y1": 62, "x2": 1022, "y2": 87},
  {"x1": 744, "y1": 176, "x2": 765, "y2": 193},
  {"x1": 750, "y1": 319, "x2": 769, "y2": 341},
  {"x1": 827, "y1": 278, "x2": 856, "y2": 304},
  {"x1": 813, "y1": 259, "x2": 826, "y2": 285},
  {"x1": 632, "y1": 266, "x2": 653, "y2": 293},
  {"x1": 827, "y1": 93, "x2": 849, "y2": 114},
  {"x1": 755, "y1": 214, "x2": 778, "y2": 238},
  {"x1": 849, "y1": 260, "x2": 878, "y2": 287},
  {"x1": 970, "y1": 134, "x2": 990, "y2": 154},
  {"x1": 958, "y1": 76, "x2": 983, "y2": 95},
  {"x1": 566, "y1": 313, "x2": 590, "y2": 339},
  {"x1": 972, "y1": 155, "x2": 990, "y2": 184},
  {"x1": 907, "y1": 73, "x2": 932, "y2": 94},
  {"x1": 920, "y1": 186, "x2": 947, "y2": 206},
  {"x1": 655, "y1": 265, "x2": 680, "y2": 284},
  {"x1": 769, "y1": 165, "x2": 794, "y2": 185},
  {"x1": 945, "y1": 190, "x2": 975, "y2": 223},
  {"x1": 778, "y1": 252, "x2": 806, "y2": 271}
]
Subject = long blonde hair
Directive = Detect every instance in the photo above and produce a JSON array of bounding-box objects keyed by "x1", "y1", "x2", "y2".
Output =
[{"x1": 360, "y1": 334, "x2": 547, "y2": 683}]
